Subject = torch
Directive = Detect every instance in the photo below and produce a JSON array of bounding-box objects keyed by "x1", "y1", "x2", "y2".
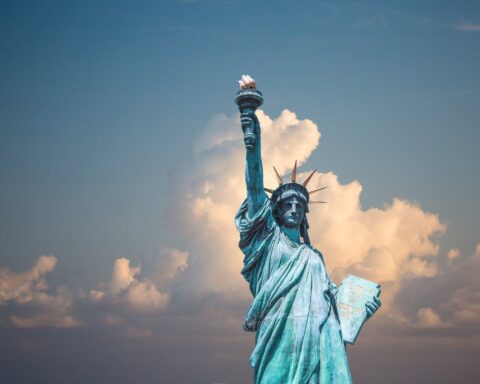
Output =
[{"x1": 235, "y1": 75, "x2": 263, "y2": 151}]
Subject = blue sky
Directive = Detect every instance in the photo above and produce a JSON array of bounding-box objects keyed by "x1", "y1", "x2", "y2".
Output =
[
  {"x1": 1, "y1": 1, "x2": 479, "y2": 275},
  {"x1": 1, "y1": 1, "x2": 479, "y2": 383}
]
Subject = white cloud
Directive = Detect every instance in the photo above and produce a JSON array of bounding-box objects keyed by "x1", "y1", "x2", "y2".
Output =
[
  {"x1": 193, "y1": 113, "x2": 241, "y2": 156},
  {"x1": 0, "y1": 255, "x2": 56, "y2": 305},
  {"x1": 416, "y1": 307, "x2": 451, "y2": 328},
  {"x1": 0, "y1": 256, "x2": 80, "y2": 328},
  {"x1": 125, "y1": 279, "x2": 169, "y2": 311},
  {"x1": 4, "y1": 106, "x2": 480, "y2": 384},
  {"x1": 143, "y1": 248, "x2": 189, "y2": 291},
  {"x1": 91, "y1": 248, "x2": 188, "y2": 313},
  {"x1": 452, "y1": 21, "x2": 480, "y2": 32},
  {"x1": 447, "y1": 248, "x2": 460, "y2": 263},
  {"x1": 0, "y1": 109, "x2": 456, "y2": 334},
  {"x1": 392, "y1": 243, "x2": 480, "y2": 332},
  {"x1": 91, "y1": 257, "x2": 166, "y2": 312},
  {"x1": 110, "y1": 258, "x2": 141, "y2": 295},
  {"x1": 165, "y1": 107, "x2": 446, "y2": 327},
  {"x1": 444, "y1": 244, "x2": 480, "y2": 325},
  {"x1": 302, "y1": 171, "x2": 445, "y2": 283},
  {"x1": 167, "y1": 109, "x2": 321, "y2": 295}
]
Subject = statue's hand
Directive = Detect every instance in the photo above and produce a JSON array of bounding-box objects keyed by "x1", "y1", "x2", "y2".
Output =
[
  {"x1": 243, "y1": 317, "x2": 257, "y2": 332},
  {"x1": 240, "y1": 112, "x2": 260, "y2": 152},
  {"x1": 365, "y1": 295, "x2": 381, "y2": 318}
]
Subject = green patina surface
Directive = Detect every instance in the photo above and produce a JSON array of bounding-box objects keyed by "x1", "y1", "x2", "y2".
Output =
[
  {"x1": 233, "y1": 79, "x2": 382, "y2": 383},
  {"x1": 235, "y1": 199, "x2": 352, "y2": 384}
]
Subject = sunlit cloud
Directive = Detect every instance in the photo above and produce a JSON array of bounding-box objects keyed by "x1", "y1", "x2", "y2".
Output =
[
  {"x1": 448, "y1": 248, "x2": 461, "y2": 263},
  {"x1": 1, "y1": 107, "x2": 479, "y2": 384},
  {"x1": 1, "y1": 108, "x2": 472, "y2": 338},
  {"x1": 0, "y1": 255, "x2": 80, "y2": 328},
  {"x1": 445, "y1": 244, "x2": 480, "y2": 325},
  {"x1": 90, "y1": 248, "x2": 189, "y2": 313},
  {"x1": 415, "y1": 307, "x2": 451, "y2": 329},
  {"x1": 163, "y1": 108, "x2": 447, "y2": 333},
  {"x1": 391, "y1": 243, "x2": 480, "y2": 335}
]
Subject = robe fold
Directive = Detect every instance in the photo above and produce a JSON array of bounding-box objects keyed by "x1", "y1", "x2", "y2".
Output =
[{"x1": 235, "y1": 198, "x2": 352, "y2": 384}]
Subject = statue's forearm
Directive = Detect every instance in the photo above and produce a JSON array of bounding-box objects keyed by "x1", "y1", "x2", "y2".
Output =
[
  {"x1": 245, "y1": 135, "x2": 266, "y2": 217},
  {"x1": 246, "y1": 143, "x2": 264, "y2": 193}
]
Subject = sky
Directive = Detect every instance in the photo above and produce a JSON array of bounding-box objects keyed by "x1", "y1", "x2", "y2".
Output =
[{"x1": 0, "y1": 0, "x2": 479, "y2": 383}]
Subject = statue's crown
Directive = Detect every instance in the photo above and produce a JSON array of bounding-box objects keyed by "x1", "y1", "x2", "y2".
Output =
[{"x1": 265, "y1": 161, "x2": 327, "y2": 206}]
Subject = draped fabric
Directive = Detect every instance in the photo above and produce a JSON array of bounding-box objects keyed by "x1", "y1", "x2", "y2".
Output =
[{"x1": 235, "y1": 198, "x2": 352, "y2": 384}]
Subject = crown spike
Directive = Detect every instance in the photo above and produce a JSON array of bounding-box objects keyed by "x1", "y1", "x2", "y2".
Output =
[
  {"x1": 264, "y1": 188, "x2": 275, "y2": 194},
  {"x1": 309, "y1": 201, "x2": 327, "y2": 204},
  {"x1": 273, "y1": 166, "x2": 283, "y2": 185},
  {"x1": 291, "y1": 160, "x2": 297, "y2": 183},
  {"x1": 302, "y1": 168, "x2": 317, "y2": 187},
  {"x1": 308, "y1": 186, "x2": 328, "y2": 195}
]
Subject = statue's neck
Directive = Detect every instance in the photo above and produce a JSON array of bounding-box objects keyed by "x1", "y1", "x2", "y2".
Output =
[{"x1": 281, "y1": 225, "x2": 301, "y2": 244}]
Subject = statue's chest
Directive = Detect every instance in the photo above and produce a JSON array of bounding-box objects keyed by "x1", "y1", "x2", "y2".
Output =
[
  {"x1": 270, "y1": 233, "x2": 300, "y2": 268},
  {"x1": 267, "y1": 231, "x2": 326, "y2": 277}
]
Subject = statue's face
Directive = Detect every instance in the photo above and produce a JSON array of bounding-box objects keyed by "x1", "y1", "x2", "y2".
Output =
[{"x1": 277, "y1": 196, "x2": 306, "y2": 228}]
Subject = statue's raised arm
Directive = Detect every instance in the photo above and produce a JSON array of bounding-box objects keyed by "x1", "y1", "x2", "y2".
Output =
[{"x1": 235, "y1": 75, "x2": 267, "y2": 218}]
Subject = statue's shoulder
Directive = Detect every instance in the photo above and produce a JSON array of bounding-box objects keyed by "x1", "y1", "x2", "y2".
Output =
[{"x1": 303, "y1": 243, "x2": 326, "y2": 261}]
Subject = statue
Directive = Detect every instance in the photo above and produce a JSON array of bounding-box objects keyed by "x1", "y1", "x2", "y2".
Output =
[{"x1": 234, "y1": 75, "x2": 381, "y2": 383}]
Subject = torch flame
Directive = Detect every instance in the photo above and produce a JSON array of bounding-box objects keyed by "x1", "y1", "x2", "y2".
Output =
[{"x1": 238, "y1": 74, "x2": 256, "y2": 90}]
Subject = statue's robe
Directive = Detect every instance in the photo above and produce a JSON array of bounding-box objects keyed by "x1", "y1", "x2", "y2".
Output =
[{"x1": 235, "y1": 198, "x2": 352, "y2": 384}]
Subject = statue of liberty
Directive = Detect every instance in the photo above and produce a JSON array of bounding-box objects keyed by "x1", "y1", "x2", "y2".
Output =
[{"x1": 234, "y1": 76, "x2": 381, "y2": 383}]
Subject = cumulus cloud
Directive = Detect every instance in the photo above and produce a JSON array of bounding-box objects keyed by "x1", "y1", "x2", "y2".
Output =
[
  {"x1": 142, "y1": 247, "x2": 189, "y2": 291},
  {"x1": 415, "y1": 307, "x2": 451, "y2": 329},
  {"x1": 448, "y1": 248, "x2": 460, "y2": 263},
  {"x1": 90, "y1": 248, "x2": 188, "y2": 313},
  {"x1": 301, "y1": 171, "x2": 445, "y2": 284},
  {"x1": 0, "y1": 109, "x2": 451, "y2": 333},
  {"x1": 2, "y1": 107, "x2": 479, "y2": 383},
  {"x1": 444, "y1": 244, "x2": 480, "y2": 325},
  {"x1": 0, "y1": 255, "x2": 80, "y2": 328},
  {"x1": 0, "y1": 255, "x2": 57, "y2": 305},
  {"x1": 392, "y1": 243, "x2": 480, "y2": 336},
  {"x1": 109, "y1": 257, "x2": 141, "y2": 295},
  {"x1": 164, "y1": 108, "x2": 446, "y2": 333},
  {"x1": 166, "y1": 109, "x2": 321, "y2": 295}
]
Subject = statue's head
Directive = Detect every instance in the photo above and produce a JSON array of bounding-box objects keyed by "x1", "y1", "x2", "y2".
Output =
[
  {"x1": 273, "y1": 191, "x2": 307, "y2": 228},
  {"x1": 272, "y1": 185, "x2": 310, "y2": 243},
  {"x1": 267, "y1": 161, "x2": 327, "y2": 244}
]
